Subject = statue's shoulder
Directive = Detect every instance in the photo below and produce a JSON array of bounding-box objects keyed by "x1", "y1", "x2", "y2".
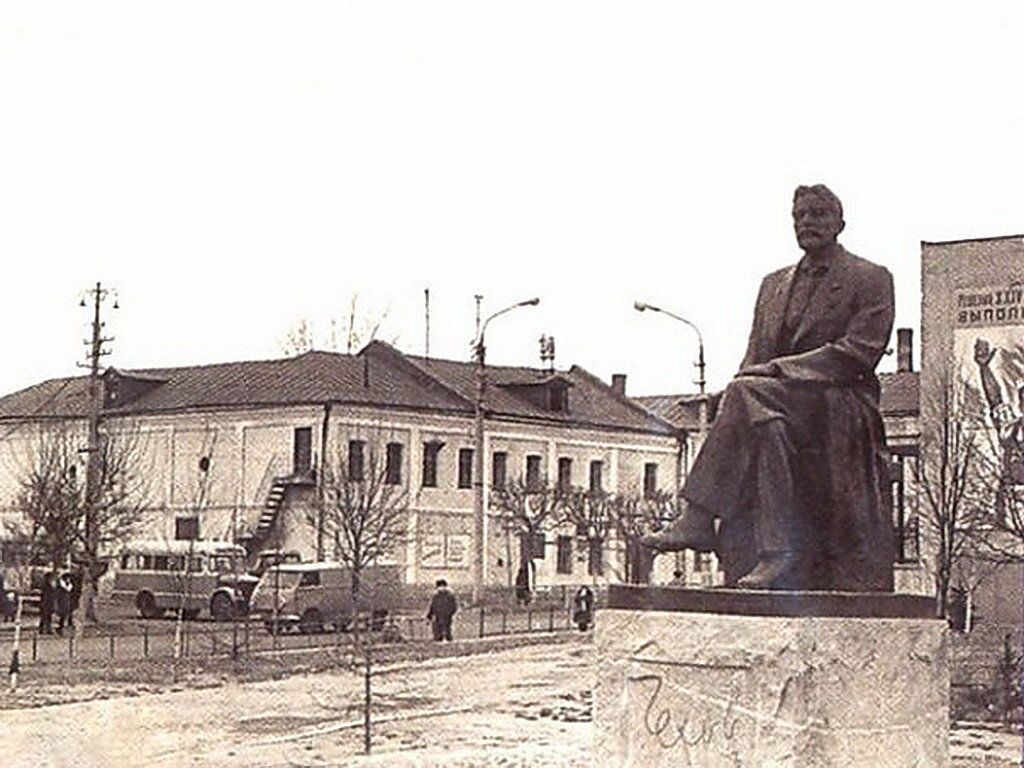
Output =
[{"x1": 838, "y1": 248, "x2": 891, "y2": 279}]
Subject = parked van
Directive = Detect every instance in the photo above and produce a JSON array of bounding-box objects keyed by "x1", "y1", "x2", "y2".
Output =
[
  {"x1": 250, "y1": 561, "x2": 403, "y2": 633},
  {"x1": 112, "y1": 540, "x2": 257, "y2": 620}
]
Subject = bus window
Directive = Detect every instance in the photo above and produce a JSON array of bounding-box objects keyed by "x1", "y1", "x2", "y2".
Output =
[
  {"x1": 190, "y1": 556, "x2": 205, "y2": 573},
  {"x1": 120, "y1": 554, "x2": 131, "y2": 570},
  {"x1": 212, "y1": 555, "x2": 237, "y2": 574},
  {"x1": 152, "y1": 556, "x2": 169, "y2": 571},
  {"x1": 299, "y1": 571, "x2": 321, "y2": 587}
]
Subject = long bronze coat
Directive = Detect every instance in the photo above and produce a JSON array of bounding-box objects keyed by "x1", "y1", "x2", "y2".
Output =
[{"x1": 732, "y1": 246, "x2": 896, "y2": 590}]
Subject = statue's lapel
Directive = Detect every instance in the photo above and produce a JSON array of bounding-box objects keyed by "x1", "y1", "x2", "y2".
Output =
[
  {"x1": 766, "y1": 264, "x2": 798, "y2": 353},
  {"x1": 794, "y1": 247, "x2": 851, "y2": 340}
]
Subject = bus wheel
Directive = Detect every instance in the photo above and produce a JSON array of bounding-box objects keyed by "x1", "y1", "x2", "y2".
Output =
[
  {"x1": 299, "y1": 609, "x2": 323, "y2": 634},
  {"x1": 210, "y1": 592, "x2": 235, "y2": 622},
  {"x1": 136, "y1": 592, "x2": 162, "y2": 619}
]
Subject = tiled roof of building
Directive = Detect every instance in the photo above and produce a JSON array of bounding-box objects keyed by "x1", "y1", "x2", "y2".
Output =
[
  {"x1": 384, "y1": 345, "x2": 673, "y2": 434},
  {"x1": 878, "y1": 370, "x2": 920, "y2": 415},
  {"x1": 633, "y1": 394, "x2": 706, "y2": 431},
  {"x1": 0, "y1": 342, "x2": 675, "y2": 435}
]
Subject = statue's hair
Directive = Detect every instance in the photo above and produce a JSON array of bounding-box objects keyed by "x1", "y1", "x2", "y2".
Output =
[{"x1": 793, "y1": 184, "x2": 843, "y2": 220}]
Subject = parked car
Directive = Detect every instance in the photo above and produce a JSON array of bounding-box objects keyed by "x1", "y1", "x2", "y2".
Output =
[
  {"x1": 250, "y1": 561, "x2": 403, "y2": 634},
  {"x1": 112, "y1": 540, "x2": 258, "y2": 620}
]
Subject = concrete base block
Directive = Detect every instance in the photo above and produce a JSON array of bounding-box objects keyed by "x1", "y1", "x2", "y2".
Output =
[{"x1": 595, "y1": 587, "x2": 949, "y2": 767}]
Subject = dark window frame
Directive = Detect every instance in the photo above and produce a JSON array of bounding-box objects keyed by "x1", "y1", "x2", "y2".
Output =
[
  {"x1": 458, "y1": 448, "x2": 474, "y2": 489},
  {"x1": 556, "y1": 535, "x2": 573, "y2": 574},
  {"x1": 589, "y1": 460, "x2": 603, "y2": 493},
  {"x1": 492, "y1": 451, "x2": 508, "y2": 490},
  {"x1": 348, "y1": 439, "x2": 366, "y2": 482},
  {"x1": 422, "y1": 441, "x2": 442, "y2": 488},
  {"x1": 526, "y1": 454, "x2": 543, "y2": 490},
  {"x1": 385, "y1": 442, "x2": 403, "y2": 485}
]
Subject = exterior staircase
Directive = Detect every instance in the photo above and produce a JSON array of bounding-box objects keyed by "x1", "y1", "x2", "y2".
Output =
[{"x1": 254, "y1": 479, "x2": 289, "y2": 542}]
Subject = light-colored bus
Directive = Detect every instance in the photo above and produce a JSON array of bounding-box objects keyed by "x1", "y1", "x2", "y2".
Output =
[
  {"x1": 112, "y1": 540, "x2": 258, "y2": 621},
  {"x1": 250, "y1": 561, "x2": 403, "y2": 633}
]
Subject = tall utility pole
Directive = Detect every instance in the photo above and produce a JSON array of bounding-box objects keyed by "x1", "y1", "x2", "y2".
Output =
[
  {"x1": 79, "y1": 282, "x2": 115, "y2": 607},
  {"x1": 471, "y1": 297, "x2": 539, "y2": 602}
]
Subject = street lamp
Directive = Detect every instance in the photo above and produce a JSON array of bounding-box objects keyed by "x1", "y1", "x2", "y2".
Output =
[
  {"x1": 633, "y1": 300, "x2": 706, "y2": 395},
  {"x1": 472, "y1": 297, "x2": 540, "y2": 601}
]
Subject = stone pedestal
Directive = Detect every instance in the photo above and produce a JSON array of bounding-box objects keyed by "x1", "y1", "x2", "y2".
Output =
[{"x1": 596, "y1": 586, "x2": 949, "y2": 767}]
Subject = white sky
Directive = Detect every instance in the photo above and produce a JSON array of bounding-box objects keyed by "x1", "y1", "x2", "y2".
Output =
[{"x1": 0, "y1": 2, "x2": 1021, "y2": 399}]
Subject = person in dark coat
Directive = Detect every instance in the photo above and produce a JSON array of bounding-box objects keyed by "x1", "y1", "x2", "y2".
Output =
[
  {"x1": 426, "y1": 579, "x2": 457, "y2": 642},
  {"x1": 572, "y1": 586, "x2": 594, "y2": 631},
  {"x1": 642, "y1": 185, "x2": 895, "y2": 591},
  {"x1": 54, "y1": 572, "x2": 74, "y2": 634},
  {"x1": 514, "y1": 561, "x2": 532, "y2": 606},
  {"x1": 38, "y1": 571, "x2": 57, "y2": 635}
]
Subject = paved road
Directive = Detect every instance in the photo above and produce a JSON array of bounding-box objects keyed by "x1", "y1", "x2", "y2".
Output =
[
  {"x1": 6, "y1": 638, "x2": 593, "y2": 767},
  {"x1": 3, "y1": 636, "x2": 1020, "y2": 767}
]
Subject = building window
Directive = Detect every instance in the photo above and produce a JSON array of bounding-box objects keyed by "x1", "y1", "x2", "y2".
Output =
[
  {"x1": 556, "y1": 536, "x2": 573, "y2": 574},
  {"x1": 525, "y1": 531, "x2": 546, "y2": 560},
  {"x1": 422, "y1": 441, "x2": 442, "y2": 488},
  {"x1": 348, "y1": 440, "x2": 365, "y2": 482},
  {"x1": 175, "y1": 516, "x2": 199, "y2": 541},
  {"x1": 891, "y1": 453, "x2": 920, "y2": 564},
  {"x1": 385, "y1": 442, "x2": 403, "y2": 485},
  {"x1": 526, "y1": 454, "x2": 542, "y2": 490},
  {"x1": 643, "y1": 463, "x2": 658, "y2": 498},
  {"x1": 693, "y1": 551, "x2": 712, "y2": 572},
  {"x1": 458, "y1": 448, "x2": 474, "y2": 489},
  {"x1": 492, "y1": 451, "x2": 508, "y2": 490},
  {"x1": 589, "y1": 460, "x2": 603, "y2": 493},
  {"x1": 557, "y1": 457, "x2": 573, "y2": 491},
  {"x1": 587, "y1": 538, "x2": 603, "y2": 576},
  {"x1": 293, "y1": 427, "x2": 313, "y2": 474}
]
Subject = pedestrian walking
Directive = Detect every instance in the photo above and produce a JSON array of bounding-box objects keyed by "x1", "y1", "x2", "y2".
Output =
[
  {"x1": 426, "y1": 579, "x2": 457, "y2": 642},
  {"x1": 572, "y1": 585, "x2": 594, "y2": 631}
]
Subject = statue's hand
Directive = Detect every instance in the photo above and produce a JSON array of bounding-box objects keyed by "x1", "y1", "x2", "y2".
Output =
[
  {"x1": 974, "y1": 338, "x2": 996, "y2": 366},
  {"x1": 738, "y1": 362, "x2": 779, "y2": 378}
]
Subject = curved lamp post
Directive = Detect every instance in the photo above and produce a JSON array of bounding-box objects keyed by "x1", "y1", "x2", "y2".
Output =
[
  {"x1": 472, "y1": 297, "x2": 540, "y2": 600},
  {"x1": 633, "y1": 300, "x2": 706, "y2": 395}
]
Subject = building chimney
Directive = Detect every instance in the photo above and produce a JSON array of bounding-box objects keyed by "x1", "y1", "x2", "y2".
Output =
[
  {"x1": 611, "y1": 374, "x2": 627, "y2": 396},
  {"x1": 896, "y1": 328, "x2": 913, "y2": 373}
]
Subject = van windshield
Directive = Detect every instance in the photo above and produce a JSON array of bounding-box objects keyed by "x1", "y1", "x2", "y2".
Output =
[{"x1": 211, "y1": 555, "x2": 241, "y2": 574}]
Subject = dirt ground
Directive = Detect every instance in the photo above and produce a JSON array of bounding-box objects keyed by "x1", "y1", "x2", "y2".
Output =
[{"x1": 3, "y1": 636, "x2": 1022, "y2": 767}]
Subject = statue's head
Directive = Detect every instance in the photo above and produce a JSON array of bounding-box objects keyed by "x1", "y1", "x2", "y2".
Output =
[{"x1": 792, "y1": 184, "x2": 845, "y2": 252}]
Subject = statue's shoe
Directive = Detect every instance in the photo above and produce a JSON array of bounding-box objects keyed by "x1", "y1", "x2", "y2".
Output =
[
  {"x1": 735, "y1": 552, "x2": 802, "y2": 590},
  {"x1": 639, "y1": 511, "x2": 717, "y2": 553}
]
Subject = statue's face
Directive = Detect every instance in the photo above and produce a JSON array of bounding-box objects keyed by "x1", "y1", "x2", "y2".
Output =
[{"x1": 792, "y1": 194, "x2": 844, "y2": 252}]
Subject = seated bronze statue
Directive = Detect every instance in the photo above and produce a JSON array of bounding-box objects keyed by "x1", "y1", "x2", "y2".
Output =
[{"x1": 642, "y1": 185, "x2": 895, "y2": 591}]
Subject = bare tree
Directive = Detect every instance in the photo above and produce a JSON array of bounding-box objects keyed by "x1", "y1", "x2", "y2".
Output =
[
  {"x1": 310, "y1": 446, "x2": 408, "y2": 598},
  {"x1": 280, "y1": 295, "x2": 396, "y2": 357},
  {"x1": 609, "y1": 490, "x2": 674, "y2": 584},
  {"x1": 559, "y1": 487, "x2": 615, "y2": 581},
  {"x1": 916, "y1": 367, "x2": 991, "y2": 618},
  {"x1": 8, "y1": 420, "x2": 150, "y2": 622},
  {"x1": 490, "y1": 476, "x2": 565, "y2": 592}
]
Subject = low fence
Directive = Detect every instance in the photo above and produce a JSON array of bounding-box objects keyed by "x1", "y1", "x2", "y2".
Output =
[{"x1": 5, "y1": 604, "x2": 585, "y2": 671}]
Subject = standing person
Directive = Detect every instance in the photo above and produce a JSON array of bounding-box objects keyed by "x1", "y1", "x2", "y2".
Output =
[
  {"x1": 54, "y1": 572, "x2": 73, "y2": 635},
  {"x1": 38, "y1": 571, "x2": 56, "y2": 635},
  {"x1": 425, "y1": 579, "x2": 457, "y2": 642},
  {"x1": 572, "y1": 585, "x2": 594, "y2": 631},
  {"x1": 514, "y1": 561, "x2": 533, "y2": 606}
]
